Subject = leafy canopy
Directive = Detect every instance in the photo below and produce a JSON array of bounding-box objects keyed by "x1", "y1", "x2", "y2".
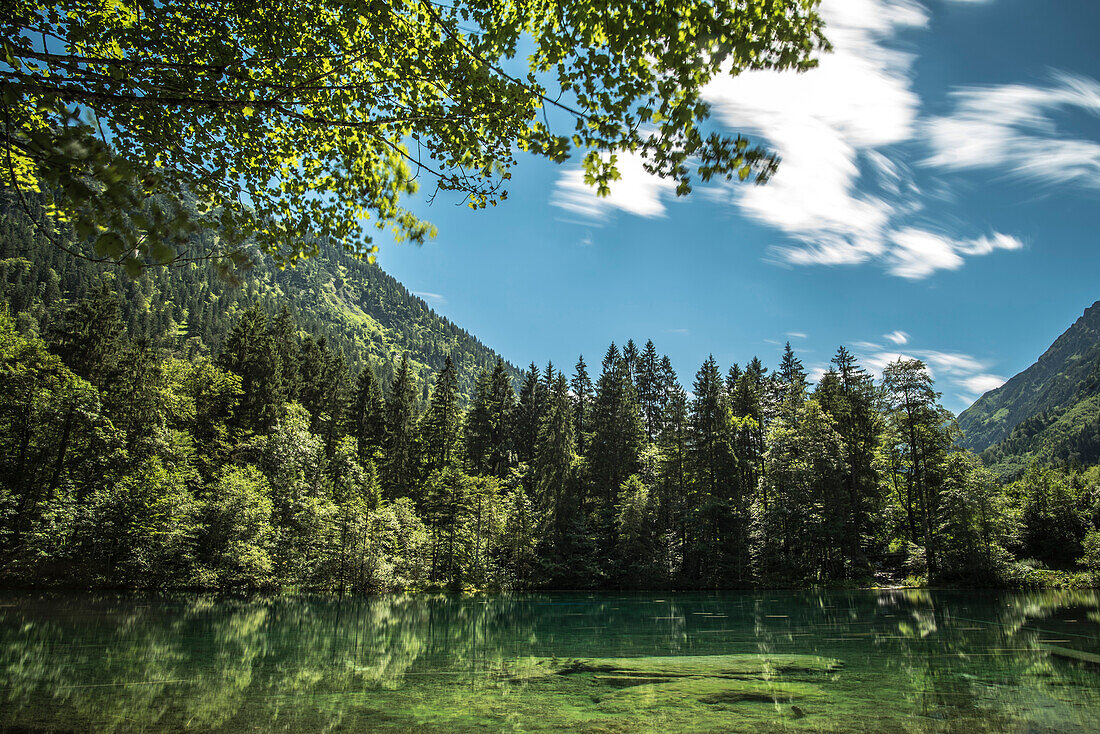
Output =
[{"x1": 1, "y1": 0, "x2": 826, "y2": 273}]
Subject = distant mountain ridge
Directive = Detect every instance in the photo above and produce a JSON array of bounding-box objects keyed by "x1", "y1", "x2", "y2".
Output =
[
  {"x1": 957, "y1": 300, "x2": 1100, "y2": 476},
  {"x1": 0, "y1": 196, "x2": 519, "y2": 399}
]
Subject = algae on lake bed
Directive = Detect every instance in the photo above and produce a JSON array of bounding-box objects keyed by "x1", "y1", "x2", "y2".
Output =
[{"x1": 1, "y1": 590, "x2": 1099, "y2": 733}]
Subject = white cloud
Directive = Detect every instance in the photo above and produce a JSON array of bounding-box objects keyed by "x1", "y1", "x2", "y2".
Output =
[
  {"x1": 704, "y1": 0, "x2": 927, "y2": 271},
  {"x1": 786, "y1": 331, "x2": 808, "y2": 339},
  {"x1": 414, "y1": 291, "x2": 447, "y2": 305},
  {"x1": 550, "y1": 153, "x2": 676, "y2": 220},
  {"x1": 924, "y1": 73, "x2": 1100, "y2": 190},
  {"x1": 547, "y1": 0, "x2": 1027, "y2": 280},
  {"x1": 883, "y1": 330, "x2": 909, "y2": 345},
  {"x1": 960, "y1": 373, "x2": 1006, "y2": 396},
  {"x1": 886, "y1": 228, "x2": 1022, "y2": 278},
  {"x1": 704, "y1": 0, "x2": 1024, "y2": 279},
  {"x1": 854, "y1": 340, "x2": 1003, "y2": 408}
]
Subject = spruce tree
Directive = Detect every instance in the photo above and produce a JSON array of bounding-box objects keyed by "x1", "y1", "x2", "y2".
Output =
[
  {"x1": 622, "y1": 339, "x2": 639, "y2": 386},
  {"x1": 687, "y1": 355, "x2": 743, "y2": 584},
  {"x1": 351, "y1": 365, "x2": 386, "y2": 465},
  {"x1": 383, "y1": 355, "x2": 419, "y2": 499},
  {"x1": 534, "y1": 373, "x2": 577, "y2": 542},
  {"x1": 420, "y1": 355, "x2": 461, "y2": 475},
  {"x1": 777, "y1": 342, "x2": 808, "y2": 422},
  {"x1": 882, "y1": 358, "x2": 952, "y2": 577},
  {"x1": 513, "y1": 363, "x2": 545, "y2": 468},
  {"x1": 50, "y1": 279, "x2": 125, "y2": 386},
  {"x1": 218, "y1": 301, "x2": 281, "y2": 433},
  {"x1": 465, "y1": 368, "x2": 494, "y2": 474},
  {"x1": 570, "y1": 356, "x2": 593, "y2": 456},
  {"x1": 466, "y1": 357, "x2": 516, "y2": 477},
  {"x1": 815, "y1": 346, "x2": 881, "y2": 576},
  {"x1": 637, "y1": 339, "x2": 662, "y2": 443},
  {"x1": 588, "y1": 347, "x2": 645, "y2": 526},
  {"x1": 656, "y1": 379, "x2": 689, "y2": 583}
]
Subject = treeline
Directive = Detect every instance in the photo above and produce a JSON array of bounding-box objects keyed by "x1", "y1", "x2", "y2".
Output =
[{"x1": 3, "y1": 282, "x2": 1099, "y2": 591}]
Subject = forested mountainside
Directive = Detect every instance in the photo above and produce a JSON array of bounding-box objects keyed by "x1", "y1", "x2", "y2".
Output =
[
  {"x1": 0, "y1": 196, "x2": 518, "y2": 399},
  {"x1": 958, "y1": 301, "x2": 1100, "y2": 477},
  {"x1": 3, "y1": 200, "x2": 1099, "y2": 592}
]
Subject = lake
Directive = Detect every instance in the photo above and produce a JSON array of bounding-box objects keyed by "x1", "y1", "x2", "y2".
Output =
[{"x1": 1, "y1": 590, "x2": 1098, "y2": 732}]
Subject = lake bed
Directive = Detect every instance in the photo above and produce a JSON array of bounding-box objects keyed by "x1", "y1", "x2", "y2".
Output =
[{"x1": 1, "y1": 590, "x2": 1098, "y2": 732}]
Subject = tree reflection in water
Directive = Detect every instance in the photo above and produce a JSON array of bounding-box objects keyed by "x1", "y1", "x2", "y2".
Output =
[{"x1": 1, "y1": 591, "x2": 1097, "y2": 733}]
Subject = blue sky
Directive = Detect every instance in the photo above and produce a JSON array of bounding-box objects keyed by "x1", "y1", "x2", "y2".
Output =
[{"x1": 375, "y1": 0, "x2": 1099, "y2": 414}]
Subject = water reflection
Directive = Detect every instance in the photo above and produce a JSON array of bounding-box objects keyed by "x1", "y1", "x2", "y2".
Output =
[{"x1": 0, "y1": 590, "x2": 1097, "y2": 732}]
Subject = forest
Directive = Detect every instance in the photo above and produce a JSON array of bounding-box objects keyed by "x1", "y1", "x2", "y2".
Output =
[{"x1": 2, "y1": 251, "x2": 1099, "y2": 592}]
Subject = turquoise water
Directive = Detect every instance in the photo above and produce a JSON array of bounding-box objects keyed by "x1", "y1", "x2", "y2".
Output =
[{"x1": 1, "y1": 590, "x2": 1098, "y2": 732}]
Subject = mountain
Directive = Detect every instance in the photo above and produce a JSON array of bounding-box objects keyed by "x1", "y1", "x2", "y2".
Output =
[
  {"x1": 957, "y1": 300, "x2": 1100, "y2": 476},
  {"x1": 0, "y1": 196, "x2": 519, "y2": 399}
]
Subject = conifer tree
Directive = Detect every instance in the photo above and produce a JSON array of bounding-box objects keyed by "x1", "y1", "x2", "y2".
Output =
[
  {"x1": 602, "y1": 342, "x2": 620, "y2": 372},
  {"x1": 815, "y1": 346, "x2": 881, "y2": 575},
  {"x1": 218, "y1": 301, "x2": 281, "y2": 433},
  {"x1": 656, "y1": 379, "x2": 690, "y2": 582},
  {"x1": 687, "y1": 355, "x2": 743, "y2": 584},
  {"x1": 351, "y1": 366, "x2": 386, "y2": 465},
  {"x1": 535, "y1": 373, "x2": 577, "y2": 542},
  {"x1": 726, "y1": 363, "x2": 742, "y2": 397},
  {"x1": 777, "y1": 341, "x2": 808, "y2": 423},
  {"x1": 465, "y1": 368, "x2": 494, "y2": 474},
  {"x1": 637, "y1": 340, "x2": 662, "y2": 443},
  {"x1": 383, "y1": 355, "x2": 419, "y2": 499},
  {"x1": 465, "y1": 357, "x2": 516, "y2": 477},
  {"x1": 622, "y1": 339, "x2": 640, "y2": 386},
  {"x1": 50, "y1": 279, "x2": 125, "y2": 386},
  {"x1": 882, "y1": 358, "x2": 952, "y2": 576},
  {"x1": 513, "y1": 363, "x2": 545, "y2": 468},
  {"x1": 420, "y1": 355, "x2": 461, "y2": 475},
  {"x1": 269, "y1": 305, "x2": 301, "y2": 404},
  {"x1": 589, "y1": 348, "x2": 645, "y2": 532},
  {"x1": 570, "y1": 356, "x2": 594, "y2": 456}
]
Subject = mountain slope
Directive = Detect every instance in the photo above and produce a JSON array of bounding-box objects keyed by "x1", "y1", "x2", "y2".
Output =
[
  {"x1": 0, "y1": 197, "x2": 518, "y2": 399},
  {"x1": 958, "y1": 300, "x2": 1100, "y2": 476}
]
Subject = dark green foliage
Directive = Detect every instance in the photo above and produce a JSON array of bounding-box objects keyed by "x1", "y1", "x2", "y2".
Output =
[
  {"x1": 513, "y1": 363, "x2": 546, "y2": 469},
  {"x1": 351, "y1": 366, "x2": 386, "y2": 466},
  {"x1": 570, "y1": 356, "x2": 593, "y2": 455},
  {"x1": 465, "y1": 358, "x2": 516, "y2": 478},
  {"x1": 4, "y1": 247, "x2": 1099, "y2": 589},
  {"x1": 588, "y1": 351, "x2": 646, "y2": 554},
  {"x1": 0, "y1": 195, "x2": 519, "y2": 401},
  {"x1": 419, "y1": 355, "x2": 462, "y2": 475},
  {"x1": 383, "y1": 356, "x2": 419, "y2": 499}
]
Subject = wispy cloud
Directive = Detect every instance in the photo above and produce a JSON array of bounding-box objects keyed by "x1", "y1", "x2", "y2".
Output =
[
  {"x1": 786, "y1": 331, "x2": 808, "y2": 339},
  {"x1": 854, "y1": 340, "x2": 1005, "y2": 408},
  {"x1": 414, "y1": 291, "x2": 447, "y2": 306},
  {"x1": 547, "y1": 0, "x2": 1027, "y2": 280},
  {"x1": 549, "y1": 1, "x2": 1024, "y2": 279},
  {"x1": 886, "y1": 228, "x2": 1023, "y2": 279},
  {"x1": 550, "y1": 153, "x2": 676, "y2": 221},
  {"x1": 959, "y1": 373, "x2": 1007, "y2": 396},
  {"x1": 706, "y1": 0, "x2": 927, "y2": 272},
  {"x1": 883, "y1": 330, "x2": 909, "y2": 345},
  {"x1": 667, "y1": 327, "x2": 690, "y2": 335},
  {"x1": 924, "y1": 73, "x2": 1100, "y2": 190}
]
